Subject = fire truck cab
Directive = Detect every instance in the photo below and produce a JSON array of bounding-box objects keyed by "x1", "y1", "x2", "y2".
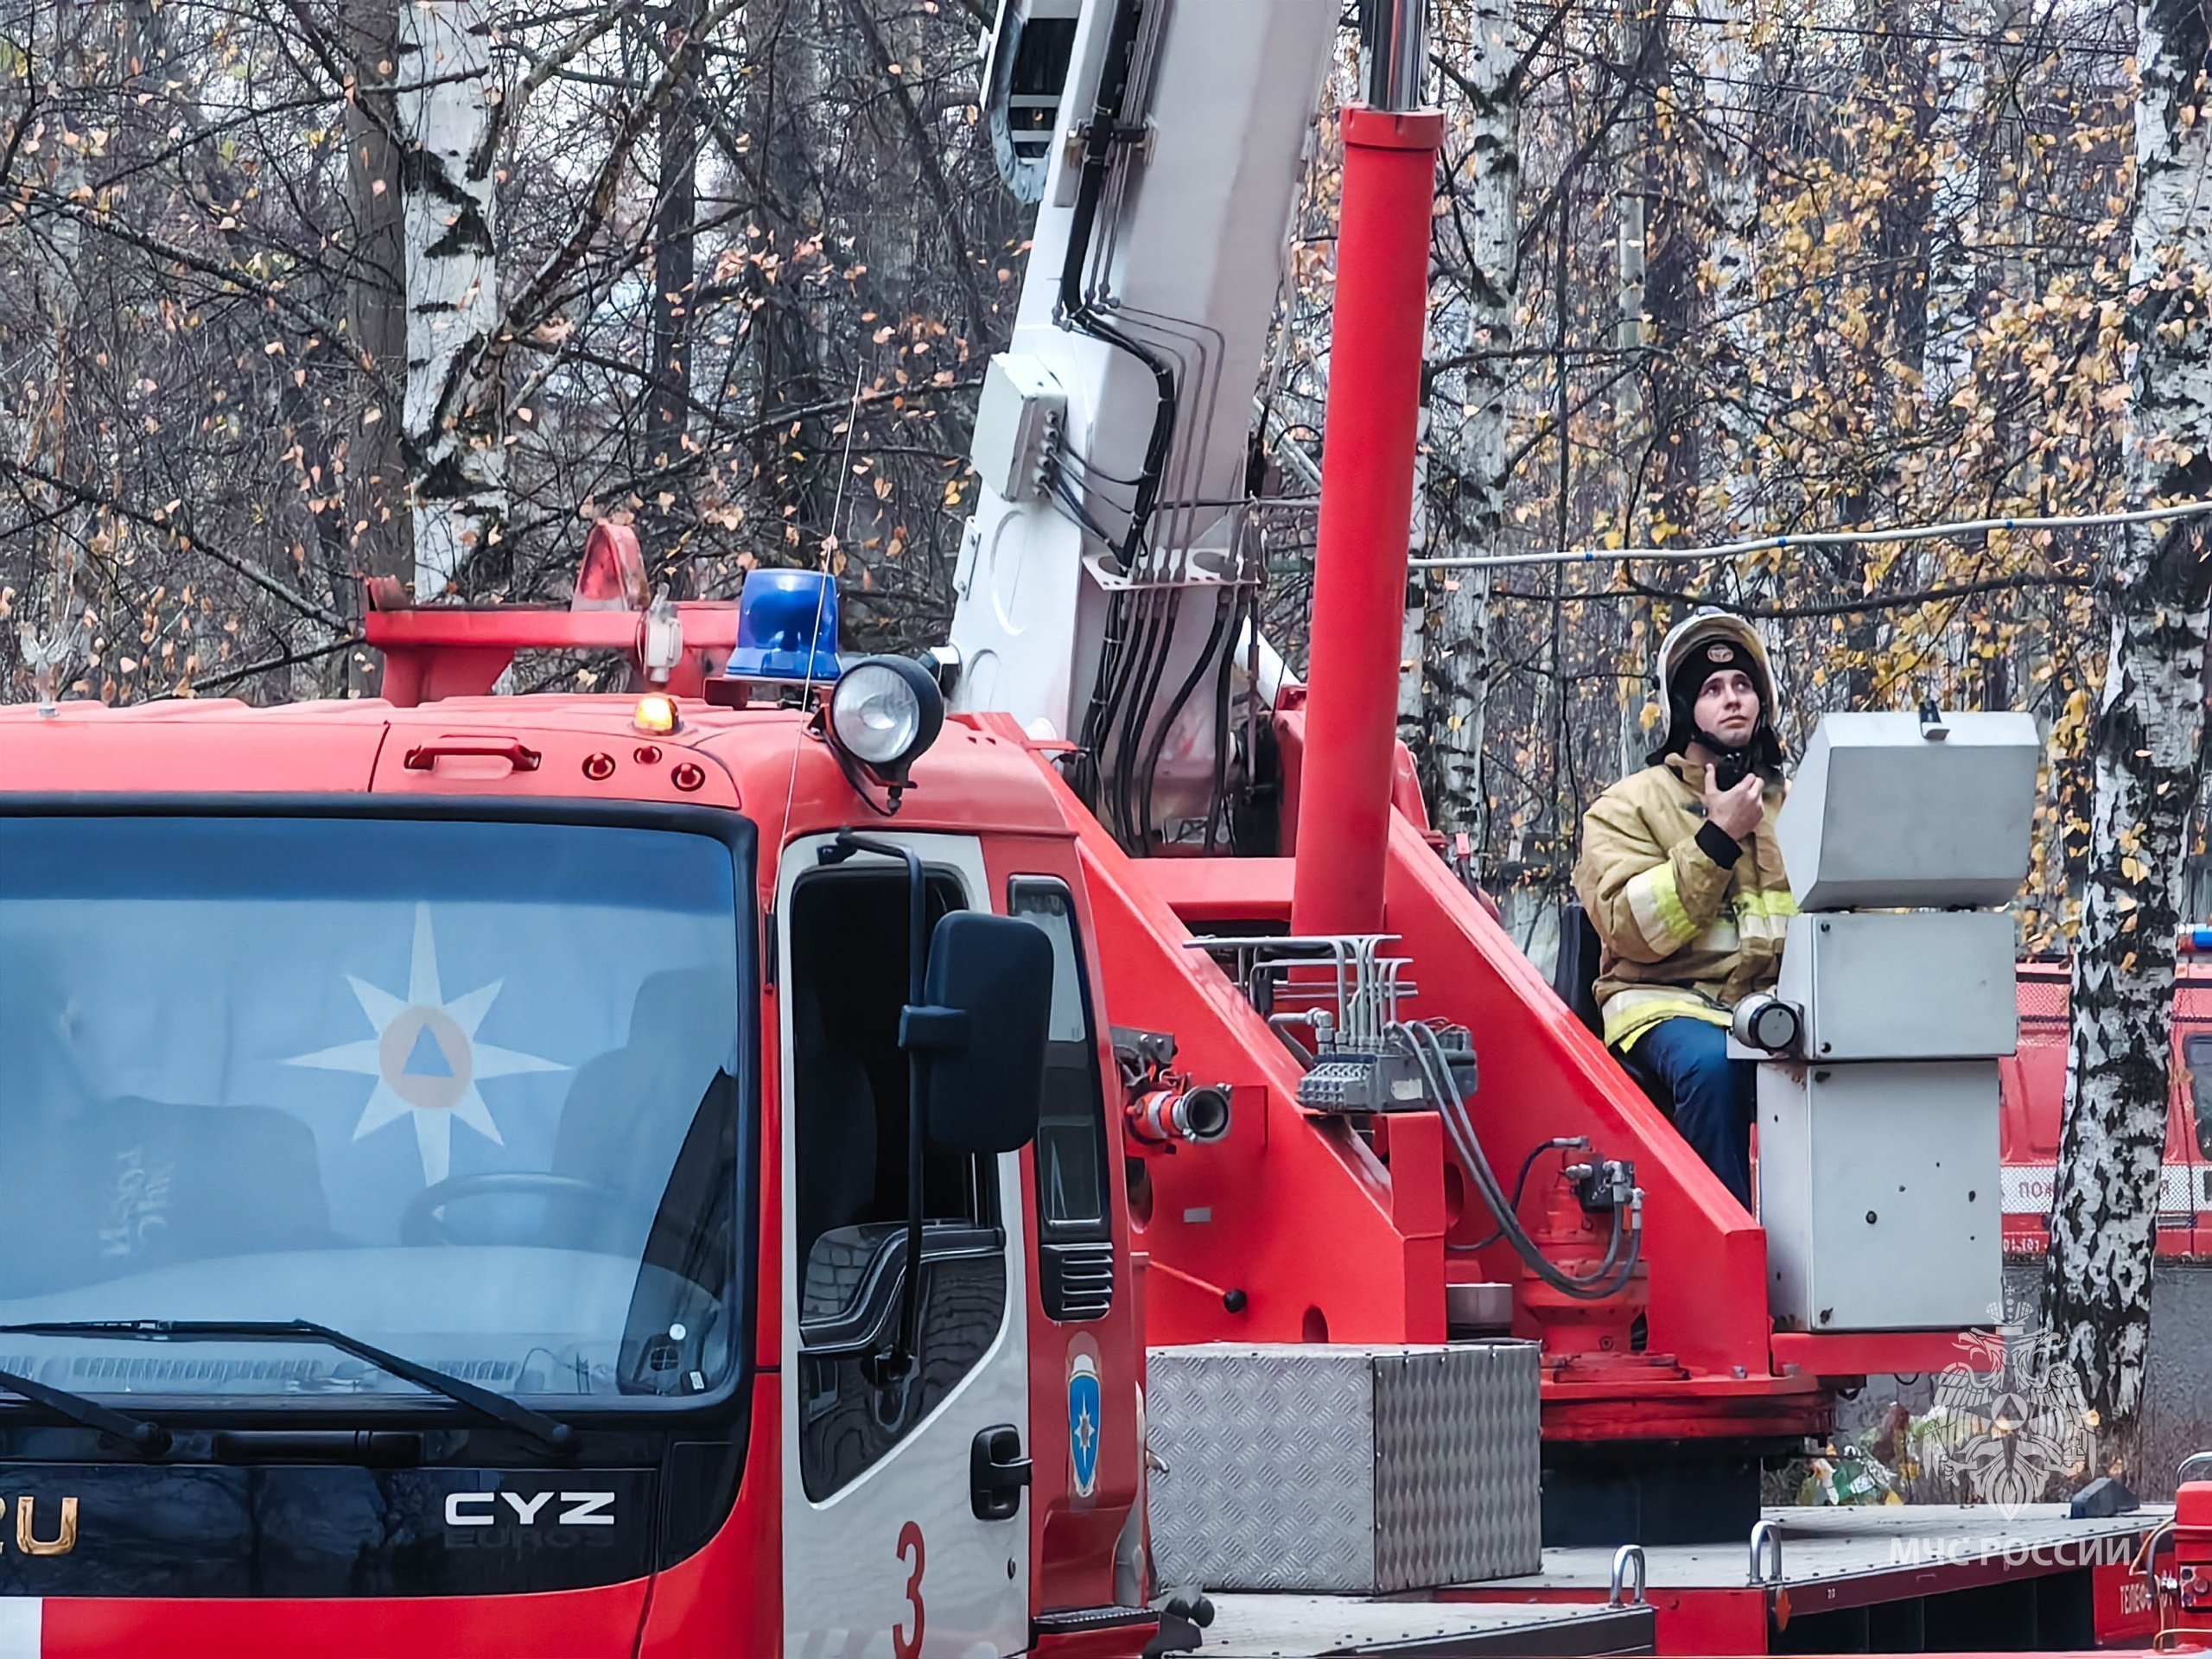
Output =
[{"x1": 0, "y1": 561, "x2": 1160, "y2": 1656}]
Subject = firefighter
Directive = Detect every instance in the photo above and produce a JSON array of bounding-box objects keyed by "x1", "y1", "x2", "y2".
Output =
[{"x1": 1571, "y1": 611, "x2": 1792, "y2": 1207}]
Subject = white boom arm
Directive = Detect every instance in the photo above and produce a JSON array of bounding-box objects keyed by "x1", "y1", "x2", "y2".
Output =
[{"x1": 952, "y1": 0, "x2": 1334, "y2": 848}]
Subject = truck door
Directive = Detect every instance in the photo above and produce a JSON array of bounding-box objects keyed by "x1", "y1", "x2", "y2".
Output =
[{"x1": 779, "y1": 832, "x2": 1032, "y2": 1657}]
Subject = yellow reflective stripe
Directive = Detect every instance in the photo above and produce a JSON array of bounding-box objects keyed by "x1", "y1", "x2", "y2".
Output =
[
  {"x1": 1732, "y1": 887, "x2": 1796, "y2": 945},
  {"x1": 1651, "y1": 868, "x2": 1697, "y2": 945},
  {"x1": 1603, "y1": 989, "x2": 1729, "y2": 1051},
  {"x1": 1624, "y1": 864, "x2": 1697, "y2": 951}
]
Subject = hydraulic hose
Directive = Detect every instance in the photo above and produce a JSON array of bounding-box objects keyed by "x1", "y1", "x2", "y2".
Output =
[
  {"x1": 1452, "y1": 1135, "x2": 1591, "y2": 1255},
  {"x1": 1056, "y1": 0, "x2": 1177, "y2": 573},
  {"x1": 1414, "y1": 1025, "x2": 1639, "y2": 1300},
  {"x1": 1135, "y1": 586, "x2": 1234, "y2": 849},
  {"x1": 1395, "y1": 1021, "x2": 1643, "y2": 1300},
  {"x1": 1071, "y1": 590, "x2": 1131, "y2": 810},
  {"x1": 1201, "y1": 584, "x2": 1243, "y2": 854},
  {"x1": 1062, "y1": 0, "x2": 1183, "y2": 830},
  {"x1": 1112, "y1": 595, "x2": 1179, "y2": 843},
  {"x1": 1435, "y1": 1048, "x2": 1639, "y2": 1300}
]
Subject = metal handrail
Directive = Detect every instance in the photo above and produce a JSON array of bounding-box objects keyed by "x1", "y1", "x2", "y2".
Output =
[
  {"x1": 1609, "y1": 1543, "x2": 1648, "y2": 1608},
  {"x1": 1185, "y1": 932, "x2": 1419, "y2": 1047},
  {"x1": 1749, "y1": 1519, "x2": 1784, "y2": 1586}
]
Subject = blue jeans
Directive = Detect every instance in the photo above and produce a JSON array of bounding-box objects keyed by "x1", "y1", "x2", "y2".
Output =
[{"x1": 1616, "y1": 1017, "x2": 1757, "y2": 1208}]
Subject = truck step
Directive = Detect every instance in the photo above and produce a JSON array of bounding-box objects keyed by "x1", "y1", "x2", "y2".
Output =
[{"x1": 1200, "y1": 1594, "x2": 1654, "y2": 1656}]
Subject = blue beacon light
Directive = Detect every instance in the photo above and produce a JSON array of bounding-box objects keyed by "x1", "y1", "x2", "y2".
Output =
[{"x1": 722, "y1": 569, "x2": 844, "y2": 684}]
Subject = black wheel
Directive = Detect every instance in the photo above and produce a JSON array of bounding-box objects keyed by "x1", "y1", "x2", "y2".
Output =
[{"x1": 400, "y1": 1172, "x2": 624, "y2": 1246}]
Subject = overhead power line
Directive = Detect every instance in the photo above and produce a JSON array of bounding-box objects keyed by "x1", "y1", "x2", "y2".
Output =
[{"x1": 1408, "y1": 500, "x2": 2212, "y2": 572}]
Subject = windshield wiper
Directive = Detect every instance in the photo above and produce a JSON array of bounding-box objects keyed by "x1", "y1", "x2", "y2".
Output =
[
  {"x1": 0, "y1": 1320, "x2": 575, "y2": 1454},
  {"x1": 0, "y1": 1357, "x2": 169, "y2": 1455}
]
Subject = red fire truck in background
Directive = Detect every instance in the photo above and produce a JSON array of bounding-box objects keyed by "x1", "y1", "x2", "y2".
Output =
[{"x1": 2001, "y1": 963, "x2": 2212, "y2": 1255}]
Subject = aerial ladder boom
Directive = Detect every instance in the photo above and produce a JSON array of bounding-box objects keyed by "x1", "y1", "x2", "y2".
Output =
[
  {"x1": 951, "y1": 0, "x2": 2044, "y2": 1574},
  {"x1": 951, "y1": 0, "x2": 1333, "y2": 848},
  {"x1": 951, "y1": 0, "x2": 1819, "y2": 1529}
]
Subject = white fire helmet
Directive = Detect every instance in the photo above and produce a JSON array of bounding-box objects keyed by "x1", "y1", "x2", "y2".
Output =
[{"x1": 1645, "y1": 609, "x2": 1785, "y2": 771}]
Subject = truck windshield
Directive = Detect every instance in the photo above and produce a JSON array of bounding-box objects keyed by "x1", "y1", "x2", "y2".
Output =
[{"x1": 0, "y1": 814, "x2": 745, "y2": 1408}]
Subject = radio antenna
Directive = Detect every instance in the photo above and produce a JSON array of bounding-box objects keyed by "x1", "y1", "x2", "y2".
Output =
[{"x1": 772, "y1": 355, "x2": 874, "y2": 859}]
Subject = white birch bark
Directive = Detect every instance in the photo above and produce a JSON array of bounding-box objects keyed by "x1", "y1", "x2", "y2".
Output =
[
  {"x1": 18, "y1": 3, "x2": 92, "y2": 641},
  {"x1": 1615, "y1": 207, "x2": 1645, "y2": 442},
  {"x1": 1922, "y1": 0, "x2": 1985, "y2": 409},
  {"x1": 1696, "y1": 0, "x2": 1758, "y2": 535},
  {"x1": 2041, "y1": 0, "x2": 2212, "y2": 1460},
  {"x1": 346, "y1": 0, "x2": 411, "y2": 579},
  {"x1": 1613, "y1": 0, "x2": 1647, "y2": 448},
  {"x1": 398, "y1": 0, "x2": 503, "y2": 596},
  {"x1": 1430, "y1": 0, "x2": 1517, "y2": 838},
  {"x1": 1404, "y1": 407, "x2": 1430, "y2": 733}
]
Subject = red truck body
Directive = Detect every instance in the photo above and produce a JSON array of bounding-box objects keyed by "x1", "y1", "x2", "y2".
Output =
[{"x1": 2001, "y1": 962, "x2": 2212, "y2": 1256}]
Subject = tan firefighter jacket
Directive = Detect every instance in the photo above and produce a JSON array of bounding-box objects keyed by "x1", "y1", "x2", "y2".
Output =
[{"x1": 1571, "y1": 753, "x2": 1795, "y2": 1051}]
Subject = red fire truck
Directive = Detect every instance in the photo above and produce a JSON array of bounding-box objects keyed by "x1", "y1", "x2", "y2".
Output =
[
  {"x1": 2001, "y1": 963, "x2": 2212, "y2": 1255},
  {"x1": 0, "y1": 537, "x2": 2168, "y2": 1659},
  {"x1": 0, "y1": 0, "x2": 2183, "y2": 1648}
]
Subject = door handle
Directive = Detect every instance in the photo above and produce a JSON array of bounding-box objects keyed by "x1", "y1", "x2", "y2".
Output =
[
  {"x1": 403, "y1": 740, "x2": 542, "y2": 773},
  {"x1": 969, "y1": 1424, "x2": 1031, "y2": 1521}
]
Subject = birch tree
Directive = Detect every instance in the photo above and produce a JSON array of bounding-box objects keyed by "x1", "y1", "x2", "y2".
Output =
[
  {"x1": 398, "y1": 0, "x2": 503, "y2": 595},
  {"x1": 342, "y1": 0, "x2": 410, "y2": 682},
  {"x1": 1430, "y1": 0, "x2": 1520, "y2": 837},
  {"x1": 2040, "y1": 0, "x2": 2212, "y2": 1464},
  {"x1": 17, "y1": 0, "x2": 93, "y2": 642},
  {"x1": 1612, "y1": 0, "x2": 1649, "y2": 452},
  {"x1": 1697, "y1": 0, "x2": 1759, "y2": 536},
  {"x1": 1920, "y1": 0, "x2": 1984, "y2": 408}
]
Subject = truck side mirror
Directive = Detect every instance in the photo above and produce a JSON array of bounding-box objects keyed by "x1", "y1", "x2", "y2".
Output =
[{"x1": 900, "y1": 912, "x2": 1052, "y2": 1154}]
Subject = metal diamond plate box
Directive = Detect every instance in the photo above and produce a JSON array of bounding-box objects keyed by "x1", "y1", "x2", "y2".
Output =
[{"x1": 1147, "y1": 1342, "x2": 1540, "y2": 1593}]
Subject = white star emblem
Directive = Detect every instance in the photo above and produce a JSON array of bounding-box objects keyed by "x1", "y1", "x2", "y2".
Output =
[
  {"x1": 1075, "y1": 1402, "x2": 1096, "y2": 1457},
  {"x1": 287, "y1": 904, "x2": 566, "y2": 1185}
]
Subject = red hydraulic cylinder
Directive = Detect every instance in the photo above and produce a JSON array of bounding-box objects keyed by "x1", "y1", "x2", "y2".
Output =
[{"x1": 1288, "y1": 105, "x2": 1444, "y2": 938}]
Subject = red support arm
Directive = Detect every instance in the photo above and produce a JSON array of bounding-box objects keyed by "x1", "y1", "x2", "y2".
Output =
[{"x1": 1289, "y1": 106, "x2": 1444, "y2": 938}]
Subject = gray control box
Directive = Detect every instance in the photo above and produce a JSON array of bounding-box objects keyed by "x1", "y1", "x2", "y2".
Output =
[
  {"x1": 1778, "y1": 711, "x2": 2041, "y2": 911},
  {"x1": 1758, "y1": 1061, "x2": 2001, "y2": 1332},
  {"x1": 1775, "y1": 911, "x2": 2019, "y2": 1061},
  {"x1": 1147, "y1": 1342, "x2": 1540, "y2": 1593},
  {"x1": 969, "y1": 353, "x2": 1065, "y2": 503}
]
